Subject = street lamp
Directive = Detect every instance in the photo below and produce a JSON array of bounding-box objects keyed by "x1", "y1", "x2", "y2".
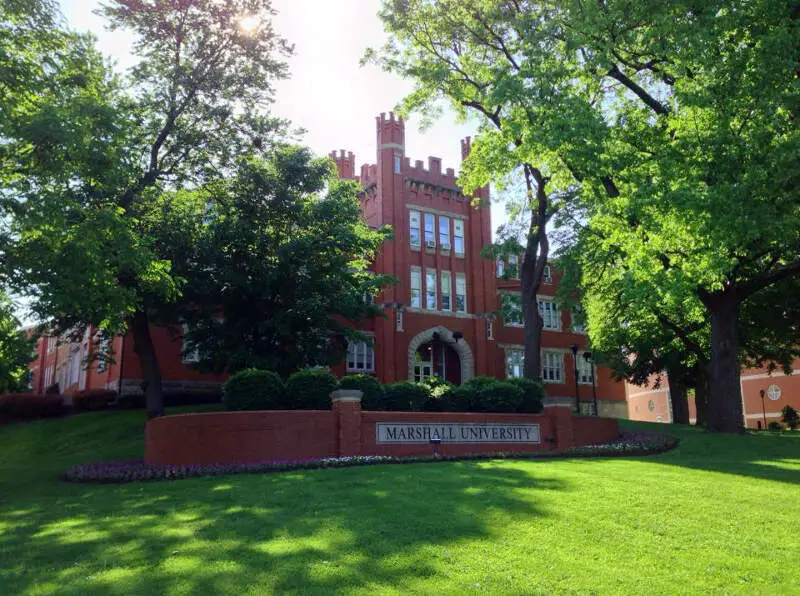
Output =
[
  {"x1": 570, "y1": 344, "x2": 580, "y2": 414},
  {"x1": 584, "y1": 351, "x2": 598, "y2": 416},
  {"x1": 759, "y1": 389, "x2": 767, "y2": 430}
]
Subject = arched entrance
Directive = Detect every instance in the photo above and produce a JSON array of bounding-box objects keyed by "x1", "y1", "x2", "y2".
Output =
[{"x1": 407, "y1": 326, "x2": 474, "y2": 385}]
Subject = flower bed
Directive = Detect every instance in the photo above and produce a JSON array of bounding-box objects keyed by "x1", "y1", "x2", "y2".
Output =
[{"x1": 63, "y1": 430, "x2": 678, "y2": 484}]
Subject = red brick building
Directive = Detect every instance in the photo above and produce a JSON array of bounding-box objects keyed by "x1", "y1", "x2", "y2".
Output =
[{"x1": 29, "y1": 112, "x2": 628, "y2": 416}]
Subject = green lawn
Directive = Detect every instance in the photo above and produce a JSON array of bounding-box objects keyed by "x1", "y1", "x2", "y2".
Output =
[{"x1": 0, "y1": 409, "x2": 798, "y2": 595}]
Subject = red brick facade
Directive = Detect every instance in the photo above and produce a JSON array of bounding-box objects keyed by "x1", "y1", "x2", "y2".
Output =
[{"x1": 28, "y1": 112, "x2": 628, "y2": 416}]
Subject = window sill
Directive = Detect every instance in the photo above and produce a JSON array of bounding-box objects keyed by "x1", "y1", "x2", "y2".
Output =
[
  {"x1": 410, "y1": 244, "x2": 421, "y2": 252},
  {"x1": 543, "y1": 379, "x2": 565, "y2": 384}
]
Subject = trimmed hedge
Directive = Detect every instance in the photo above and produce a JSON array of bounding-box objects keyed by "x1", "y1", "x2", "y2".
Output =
[
  {"x1": 506, "y1": 377, "x2": 545, "y2": 413},
  {"x1": 116, "y1": 390, "x2": 222, "y2": 410},
  {"x1": 285, "y1": 368, "x2": 338, "y2": 410},
  {"x1": 72, "y1": 390, "x2": 117, "y2": 412},
  {"x1": 224, "y1": 369, "x2": 285, "y2": 411},
  {"x1": 383, "y1": 381, "x2": 429, "y2": 412},
  {"x1": 443, "y1": 377, "x2": 527, "y2": 413},
  {"x1": 339, "y1": 374, "x2": 384, "y2": 410},
  {"x1": 419, "y1": 377, "x2": 455, "y2": 412},
  {"x1": 0, "y1": 394, "x2": 65, "y2": 422}
]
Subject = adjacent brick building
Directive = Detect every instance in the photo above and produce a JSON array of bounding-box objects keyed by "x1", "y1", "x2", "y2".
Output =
[{"x1": 29, "y1": 112, "x2": 628, "y2": 416}]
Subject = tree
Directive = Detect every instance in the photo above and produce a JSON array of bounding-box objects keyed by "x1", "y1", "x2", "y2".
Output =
[
  {"x1": 1, "y1": 0, "x2": 292, "y2": 418},
  {"x1": 0, "y1": 296, "x2": 34, "y2": 393},
  {"x1": 148, "y1": 146, "x2": 392, "y2": 377},
  {"x1": 372, "y1": 0, "x2": 800, "y2": 432}
]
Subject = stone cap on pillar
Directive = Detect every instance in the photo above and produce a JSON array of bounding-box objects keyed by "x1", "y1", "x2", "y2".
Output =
[{"x1": 330, "y1": 389, "x2": 363, "y2": 404}]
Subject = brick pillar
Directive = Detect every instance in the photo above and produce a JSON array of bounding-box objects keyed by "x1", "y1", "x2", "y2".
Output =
[
  {"x1": 331, "y1": 389, "x2": 363, "y2": 457},
  {"x1": 544, "y1": 400, "x2": 575, "y2": 450}
]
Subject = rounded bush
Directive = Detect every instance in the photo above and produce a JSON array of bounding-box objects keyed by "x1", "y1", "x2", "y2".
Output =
[
  {"x1": 224, "y1": 369, "x2": 285, "y2": 411},
  {"x1": 457, "y1": 379, "x2": 525, "y2": 413},
  {"x1": 383, "y1": 381, "x2": 429, "y2": 412},
  {"x1": 419, "y1": 377, "x2": 455, "y2": 412},
  {"x1": 339, "y1": 374, "x2": 385, "y2": 410},
  {"x1": 506, "y1": 377, "x2": 545, "y2": 413},
  {"x1": 285, "y1": 368, "x2": 338, "y2": 410}
]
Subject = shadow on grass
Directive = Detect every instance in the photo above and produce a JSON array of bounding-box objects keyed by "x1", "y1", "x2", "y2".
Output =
[
  {"x1": 621, "y1": 421, "x2": 800, "y2": 485},
  {"x1": 0, "y1": 461, "x2": 567, "y2": 594}
]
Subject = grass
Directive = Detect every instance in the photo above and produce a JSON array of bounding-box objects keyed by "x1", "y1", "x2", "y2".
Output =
[{"x1": 0, "y1": 409, "x2": 798, "y2": 595}]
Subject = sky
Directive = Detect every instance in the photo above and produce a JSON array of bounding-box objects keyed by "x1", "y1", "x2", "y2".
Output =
[{"x1": 56, "y1": 0, "x2": 504, "y2": 228}]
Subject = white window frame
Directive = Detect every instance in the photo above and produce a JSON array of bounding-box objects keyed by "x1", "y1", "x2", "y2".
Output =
[
  {"x1": 440, "y1": 270, "x2": 452, "y2": 311},
  {"x1": 455, "y1": 273, "x2": 467, "y2": 313},
  {"x1": 571, "y1": 306, "x2": 587, "y2": 334},
  {"x1": 393, "y1": 154, "x2": 401, "y2": 174},
  {"x1": 577, "y1": 355, "x2": 595, "y2": 385},
  {"x1": 453, "y1": 219, "x2": 465, "y2": 255},
  {"x1": 497, "y1": 259, "x2": 505, "y2": 278},
  {"x1": 410, "y1": 267, "x2": 422, "y2": 308},
  {"x1": 424, "y1": 213, "x2": 435, "y2": 247},
  {"x1": 96, "y1": 336, "x2": 110, "y2": 372},
  {"x1": 425, "y1": 269, "x2": 437, "y2": 310},
  {"x1": 538, "y1": 298, "x2": 561, "y2": 331},
  {"x1": 182, "y1": 324, "x2": 200, "y2": 364},
  {"x1": 543, "y1": 264, "x2": 553, "y2": 284},
  {"x1": 501, "y1": 293, "x2": 523, "y2": 327},
  {"x1": 409, "y1": 210, "x2": 421, "y2": 248},
  {"x1": 506, "y1": 348, "x2": 524, "y2": 379},
  {"x1": 541, "y1": 350, "x2": 564, "y2": 383},
  {"x1": 439, "y1": 216, "x2": 451, "y2": 249},
  {"x1": 346, "y1": 336, "x2": 375, "y2": 373}
]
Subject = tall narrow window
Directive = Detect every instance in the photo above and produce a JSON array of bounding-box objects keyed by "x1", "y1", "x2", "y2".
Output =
[
  {"x1": 501, "y1": 294, "x2": 523, "y2": 326},
  {"x1": 571, "y1": 306, "x2": 587, "y2": 334},
  {"x1": 497, "y1": 259, "x2": 505, "y2": 278},
  {"x1": 538, "y1": 299, "x2": 560, "y2": 330},
  {"x1": 347, "y1": 339, "x2": 375, "y2": 372},
  {"x1": 424, "y1": 213, "x2": 435, "y2": 247},
  {"x1": 506, "y1": 349, "x2": 524, "y2": 378},
  {"x1": 541, "y1": 350, "x2": 564, "y2": 382},
  {"x1": 182, "y1": 324, "x2": 200, "y2": 363},
  {"x1": 455, "y1": 273, "x2": 467, "y2": 313},
  {"x1": 453, "y1": 219, "x2": 465, "y2": 255},
  {"x1": 543, "y1": 264, "x2": 553, "y2": 283},
  {"x1": 508, "y1": 255, "x2": 519, "y2": 279},
  {"x1": 440, "y1": 271, "x2": 452, "y2": 311},
  {"x1": 410, "y1": 268, "x2": 422, "y2": 308},
  {"x1": 393, "y1": 154, "x2": 401, "y2": 173},
  {"x1": 577, "y1": 355, "x2": 595, "y2": 384},
  {"x1": 425, "y1": 269, "x2": 437, "y2": 310},
  {"x1": 409, "y1": 210, "x2": 421, "y2": 248},
  {"x1": 439, "y1": 216, "x2": 450, "y2": 249},
  {"x1": 96, "y1": 337, "x2": 110, "y2": 372}
]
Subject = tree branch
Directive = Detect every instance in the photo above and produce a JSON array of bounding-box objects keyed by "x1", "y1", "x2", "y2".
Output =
[{"x1": 607, "y1": 64, "x2": 669, "y2": 115}]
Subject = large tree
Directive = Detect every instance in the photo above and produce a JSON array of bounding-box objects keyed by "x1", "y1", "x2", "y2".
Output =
[
  {"x1": 1, "y1": 0, "x2": 292, "y2": 418},
  {"x1": 372, "y1": 0, "x2": 800, "y2": 432},
  {"x1": 0, "y1": 296, "x2": 35, "y2": 394}
]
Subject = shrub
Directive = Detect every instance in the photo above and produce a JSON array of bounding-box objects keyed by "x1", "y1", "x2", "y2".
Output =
[
  {"x1": 116, "y1": 390, "x2": 223, "y2": 410},
  {"x1": 116, "y1": 394, "x2": 145, "y2": 409},
  {"x1": 420, "y1": 377, "x2": 455, "y2": 412},
  {"x1": 383, "y1": 381, "x2": 429, "y2": 412},
  {"x1": 339, "y1": 374, "x2": 385, "y2": 410},
  {"x1": 470, "y1": 380, "x2": 526, "y2": 413},
  {"x1": 224, "y1": 369, "x2": 285, "y2": 411},
  {"x1": 72, "y1": 390, "x2": 117, "y2": 412},
  {"x1": 781, "y1": 405, "x2": 798, "y2": 430},
  {"x1": 0, "y1": 394, "x2": 64, "y2": 421},
  {"x1": 506, "y1": 377, "x2": 545, "y2": 413},
  {"x1": 285, "y1": 368, "x2": 338, "y2": 410},
  {"x1": 768, "y1": 420, "x2": 783, "y2": 431}
]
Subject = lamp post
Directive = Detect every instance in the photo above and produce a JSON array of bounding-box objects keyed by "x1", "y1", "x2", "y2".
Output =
[
  {"x1": 760, "y1": 389, "x2": 767, "y2": 430},
  {"x1": 584, "y1": 351, "x2": 598, "y2": 416},
  {"x1": 570, "y1": 344, "x2": 580, "y2": 414}
]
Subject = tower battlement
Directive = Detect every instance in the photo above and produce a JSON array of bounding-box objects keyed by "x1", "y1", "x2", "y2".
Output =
[{"x1": 328, "y1": 149, "x2": 356, "y2": 180}]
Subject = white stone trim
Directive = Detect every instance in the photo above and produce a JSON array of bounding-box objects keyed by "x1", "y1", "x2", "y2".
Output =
[
  {"x1": 740, "y1": 370, "x2": 800, "y2": 381},
  {"x1": 405, "y1": 203, "x2": 469, "y2": 220},
  {"x1": 407, "y1": 325, "x2": 474, "y2": 383},
  {"x1": 405, "y1": 307, "x2": 475, "y2": 320},
  {"x1": 331, "y1": 389, "x2": 363, "y2": 403}
]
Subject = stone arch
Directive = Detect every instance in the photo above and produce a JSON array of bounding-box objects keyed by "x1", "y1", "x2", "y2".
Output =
[{"x1": 407, "y1": 326, "x2": 474, "y2": 384}]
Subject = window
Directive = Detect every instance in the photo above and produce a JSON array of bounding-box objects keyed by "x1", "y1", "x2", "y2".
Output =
[
  {"x1": 543, "y1": 265, "x2": 552, "y2": 283},
  {"x1": 409, "y1": 210, "x2": 421, "y2": 248},
  {"x1": 502, "y1": 294, "x2": 523, "y2": 326},
  {"x1": 571, "y1": 306, "x2": 586, "y2": 334},
  {"x1": 508, "y1": 255, "x2": 519, "y2": 279},
  {"x1": 396, "y1": 309, "x2": 404, "y2": 331},
  {"x1": 425, "y1": 269, "x2": 437, "y2": 310},
  {"x1": 424, "y1": 213, "x2": 435, "y2": 246},
  {"x1": 577, "y1": 355, "x2": 595, "y2": 384},
  {"x1": 487, "y1": 319, "x2": 494, "y2": 340},
  {"x1": 440, "y1": 270, "x2": 452, "y2": 311},
  {"x1": 538, "y1": 299, "x2": 560, "y2": 330},
  {"x1": 96, "y1": 337, "x2": 110, "y2": 372},
  {"x1": 410, "y1": 268, "x2": 422, "y2": 308},
  {"x1": 439, "y1": 216, "x2": 450, "y2": 249},
  {"x1": 347, "y1": 340, "x2": 375, "y2": 372},
  {"x1": 393, "y1": 154, "x2": 401, "y2": 173},
  {"x1": 506, "y1": 349, "x2": 524, "y2": 378},
  {"x1": 453, "y1": 219, "x2": 465, "y2": 255},
  {"x1": 541, "y1": 350, "x2": 564, "y2": 383},
  {"x1": 455, "y1": 273, "x2": 467, "y2": 313},
  {"x1": 182, "y1": 324, "x2": 200, "y2": 363},
  {"x1": 497, "y1": 259, "x2": 505, "y2": 278}
]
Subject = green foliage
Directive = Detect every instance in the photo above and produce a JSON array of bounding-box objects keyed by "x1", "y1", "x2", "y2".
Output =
[
  {"x1": 285, "y1": 368, "x2": 338, "y2": 411},
  {"x1": 71, "y1": 390, "x2": 117, "y2": 412},
  {"x1": 506, "y1": 377, "x2": 545, "y2": 414},
  {"x1": 0, "y1": 393, "x2": 63, "y2": 421},
  {"x1": 339, "y1": 374, "x2": 384, "y2": 411},
  {"x1": 768, "y1": 421, "x2": 783, "y2": 432},
  {"x1": 419, "y1": 376, "x2": 455, "y2": 412},
  {"x1": 0, "y1": 297, "x2": 35, "y2": 394},
  {"x1": 383, "y1": 381, "x2": 429, "y2": 412},
  {"x1": 223, "y1": 369, "x2": 285, "y2": 411},
  {"x1": 781, "y1": 406, "x2": 798, "y2": 431},
  {"x1": 444, "y1": 377, "x2": 528, "y2": 413}
]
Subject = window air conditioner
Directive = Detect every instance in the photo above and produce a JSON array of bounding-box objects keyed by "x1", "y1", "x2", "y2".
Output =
[
  {"x1": 441, "y1": 243, "x2": 451, "y2": 250},
  {"x1": 425, "y1": 240, "x2": 436, "y2": 249}
]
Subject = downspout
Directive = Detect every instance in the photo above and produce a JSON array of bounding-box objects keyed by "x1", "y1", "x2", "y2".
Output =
[{"x1": 117, "y1": 334, "x2": 125, "y2": 397}]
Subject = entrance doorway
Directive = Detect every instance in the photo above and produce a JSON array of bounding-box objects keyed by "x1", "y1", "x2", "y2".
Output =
[{"x1": 413, "y1": 341, "x2": 461, "y2": 385}]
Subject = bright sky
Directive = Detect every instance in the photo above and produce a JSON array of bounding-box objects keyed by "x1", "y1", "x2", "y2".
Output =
[{"x1": 57, "y1": 1, "x2": 505, "y2": 231}]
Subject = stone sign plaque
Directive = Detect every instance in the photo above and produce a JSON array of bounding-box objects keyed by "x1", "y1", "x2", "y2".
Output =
[{"x1": 375, "y1": 422, "x2": 540, "y2": 444}]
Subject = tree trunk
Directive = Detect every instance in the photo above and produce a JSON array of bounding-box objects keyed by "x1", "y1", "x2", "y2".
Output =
[
  {"x1": 693, "y1": 363, "x2": 709, "y2": 427},
  {"x1": 131, "y1": 309, "x2": 165, "y2": 419},
  {"x1": 705, "y1": 292, "x2": 743, "y2": 433},
  {"x1": 665, "y1": 365, "x2": 690, "y2": 424},
  {"x1": 521, "y1": 258, "x2": 543, "y2": 378}
]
